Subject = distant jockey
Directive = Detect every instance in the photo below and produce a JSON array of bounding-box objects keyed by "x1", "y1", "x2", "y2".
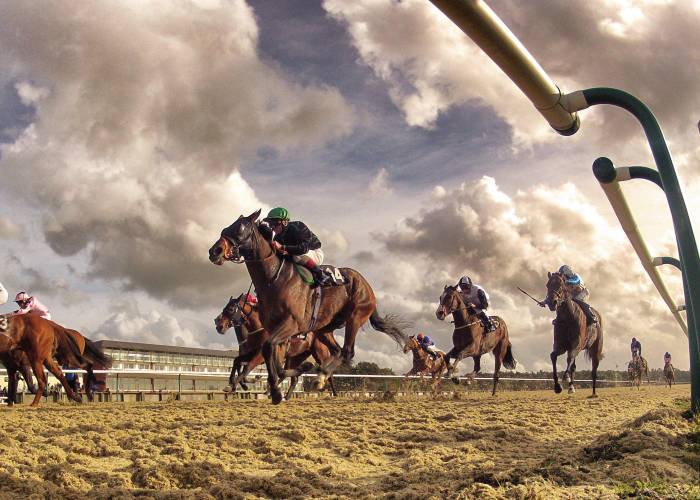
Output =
[
  {"x1": 11, "y1": 291, "x2": 51, "y2": 320},
  {"x1": 631, "y1": 337, "x2": 642, "y2": 358},
  {"x1": 416, "y1": 332, "x2": 439, "y2": 360},
  {"x1": 457, "y1": 276, "x2": 496, "y2": 333},
  {"x1": 540, "y1": 265, "x2": 597, "y2": 326}
]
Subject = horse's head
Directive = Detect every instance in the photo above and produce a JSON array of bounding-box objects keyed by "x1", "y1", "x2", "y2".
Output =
[
  {"x1": 436, "y1": 285, "x2": 463, "y2": 321},
  {"x1": 214, "y1": 294, "x2": 255, "y2": 334},
  {"x1": 208, "y1": 209, "x2": 262, "y2": 265},
  {"x1": 544, "y1": 272, "x2": 567, "y2": 311},
  {"x1": 403, "y1": 335, "x2": 419, "y2": 353}
]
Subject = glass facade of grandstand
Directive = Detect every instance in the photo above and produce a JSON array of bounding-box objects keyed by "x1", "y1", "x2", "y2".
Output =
[{"x1": 95, "y1": 340, "x2": 268, "y2": 392}]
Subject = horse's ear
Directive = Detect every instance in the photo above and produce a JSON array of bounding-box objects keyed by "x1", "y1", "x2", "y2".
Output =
[
  {"x1": 247, "y1": 209, "x2": 262, "y2": 221},
  {"x1": 548, "y1": 271, "x2": 551, "y2": 278}
]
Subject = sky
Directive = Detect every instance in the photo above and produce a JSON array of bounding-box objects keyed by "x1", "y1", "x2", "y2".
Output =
[{"x1": 1, "y1": 0, "x2": 699, "y2": 374}]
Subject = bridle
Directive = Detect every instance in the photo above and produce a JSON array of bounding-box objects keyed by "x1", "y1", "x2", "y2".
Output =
[
  {"x1": 221, "y1": 296, "x2": 264, "y2": 335},
  {"x1": 439, "y1": 288, "x2": 478, "y2": 330},
  {"x1": 219, "y1": 221, "x2": 285, "y2": 284},
  {"x1": 546, "y1": 273, "x2": 568, "y2": 309}
]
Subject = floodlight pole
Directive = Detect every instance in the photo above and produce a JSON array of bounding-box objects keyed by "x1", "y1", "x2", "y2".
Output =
[{"x1": 429, "y1": 0, "x2": 700, "y2": 411}]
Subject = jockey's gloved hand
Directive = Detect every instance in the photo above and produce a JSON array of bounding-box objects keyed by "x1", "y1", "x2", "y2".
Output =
[{"x1": 538, "y1": 301, "x2": 546, "y2": 307}]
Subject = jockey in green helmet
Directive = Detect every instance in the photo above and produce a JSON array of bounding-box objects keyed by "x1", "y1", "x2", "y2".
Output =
[{"x1": 258, "y1": 207, "x2": 330, "y2": 287}]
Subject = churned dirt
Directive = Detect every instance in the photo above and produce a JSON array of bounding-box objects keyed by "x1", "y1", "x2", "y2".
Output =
[{"x1": 0, "y1": 385, "x2": 698, "y2": 499}]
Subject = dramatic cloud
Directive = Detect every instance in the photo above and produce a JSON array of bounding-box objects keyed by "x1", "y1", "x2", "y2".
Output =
[
  {"x1": 0, "y1": 0, "x2": 354, "y2": 308},
  {"x1": 0, "y1": 216, "x2": 24, "y2": 240},
  {"x1": 366, "y1": 176, "x2": 687, "y2": 373}
]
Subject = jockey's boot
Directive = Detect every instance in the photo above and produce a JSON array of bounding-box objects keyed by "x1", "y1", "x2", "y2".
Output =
[
  {"x1": 574, "y1": 299, "x2": 597, "y2": 326},
  {"x1": 309, "y1": 266, "x2": 331, "y2": 288},
  {"x1": 479, "y1": 311, "x2": 496, "y2": 332},
  {"x1": 429, "y1": 350, "x2": 438, "y2": 360}
]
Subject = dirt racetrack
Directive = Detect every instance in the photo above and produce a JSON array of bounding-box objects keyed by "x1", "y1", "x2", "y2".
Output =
[{"x1": 0, "y1": 385, "x2": 698, "y2": 499}]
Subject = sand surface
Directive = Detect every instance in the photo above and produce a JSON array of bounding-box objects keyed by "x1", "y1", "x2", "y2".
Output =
[{"x1": 0, "y1": 385, "x2": 698, "y2": 499}]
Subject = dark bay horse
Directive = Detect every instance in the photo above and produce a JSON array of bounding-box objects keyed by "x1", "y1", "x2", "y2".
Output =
[
  {"x1": 544, "y1": 272, "x2": 604, "y2": 395},
  {"x1": 0, "y1": 349, "x2": 38, "y2": 406},
  {"x1": 215, "y1": 294, "x2": 339, "y2": 398},
  {"x1": 435, "y1": 286, "x2": 516, "y2": 395},
  {"x1": 208, "y1": 210, "x2": 407, "y2": 405},
  {"x1": 403, "y1": 335, "x2": 447, "y2": 394},
  {"x1": 0, "y1": 315, "x2": 111, "y2": 406},
  {"x1": 663, "y1": 360, "x2": 675, "y2": 388},
  {"x1": 628, "y1": 355, "x2": 649, "y2": 389}
]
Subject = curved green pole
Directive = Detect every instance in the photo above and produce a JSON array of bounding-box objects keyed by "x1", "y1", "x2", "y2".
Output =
[{"x1": 586, "y1": 88, "x2": 700, "y2": 412}]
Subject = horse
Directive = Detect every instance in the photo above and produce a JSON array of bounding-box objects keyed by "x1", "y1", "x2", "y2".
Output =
[
  {"x1": 627, "y1": 354, "x2": 649, "y2": 389},
  {"x1": 435, "y1": 285, "x2": 516, "y2": 396},
  {"x1": 0, "y1": 315, "x2": 111, "y2": 406},
  {"x1": 544, "y1": 272, "x2": 604, "y2": 395},
  {"x1": 215, "y1": 294, "x2": 338, "y2": 398},
  {"x1": 663, "y1": 360, "x2": 675, "y2": 388},
  {"x1": 208, "y1": 210, "x2": 407, "y2": 404},
  {"x1": 402, "y1": 335, "x2": 447, "y2": 394},
  {"x1": 0, "y1": 349, "x2": 38, "y2": 406}
]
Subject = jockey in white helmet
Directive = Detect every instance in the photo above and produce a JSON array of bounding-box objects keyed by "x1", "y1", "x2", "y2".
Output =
[{"x1": 457, "y1": 276, "x2": 496, "y2": 333}]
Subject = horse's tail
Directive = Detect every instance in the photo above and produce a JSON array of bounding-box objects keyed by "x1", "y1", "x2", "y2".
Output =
[
  {"x1": 83, "y1": 338, "x2": 113, "y2": 369},
  {"x1": 369, "y1": 309, "x2": 408, "y2": 347},
  {"x1": 53, "y1": 326, "x2": 85, "y2": 366},
  {"x1": 584, "y1": 310, "x2": 604, "y2": 362},
  {"x1": 503, "y1": 343, "x2": 516, "y2": 370}
]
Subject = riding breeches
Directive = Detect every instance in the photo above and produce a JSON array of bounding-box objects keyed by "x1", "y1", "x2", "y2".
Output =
[{"x1": 292, "y1": 248, "x2": 325, "y2": 267}]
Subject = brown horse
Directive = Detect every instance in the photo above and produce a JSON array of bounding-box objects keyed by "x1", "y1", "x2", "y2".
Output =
[
  {"x1": 215, "y1": 294, "x2": 339, "y2": 397},
  {"x1": 627, "y1": 354, "x2": 649, "y2": 389},
  {"x1": 435, "y1": 286, "x2": 516, "y2": 395},
  {"x1": 0, "y1": 315, "x2": 111, "y2": 406},
  {"x1": 209, "y1": 210, "x2": 407, "y2": 404},
  {"x1": 402, "y1": 335, "x2": 447, "y2": 394},
  {"x1": 0, "y1": 349, "x2": 38, "y2": 406},
  {"x1": 544, "y1": 272, "x2": 604, "y2": 395},
  {"x1": 663, "y1": 360, "x2": 675, "y2": 388}
]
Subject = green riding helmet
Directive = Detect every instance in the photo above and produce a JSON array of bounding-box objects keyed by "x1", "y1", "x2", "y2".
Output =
[{"x1": 266, "y1": 207, "x2": 289, "y2": 221}]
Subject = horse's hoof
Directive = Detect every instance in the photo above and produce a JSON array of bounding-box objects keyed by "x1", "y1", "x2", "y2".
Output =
[
  {"x1": 223, "y1": 384, "x2": 234, "y2": 393},
  {"x1": 451, "y1": 377, "x2": 460, "y2": 385},
  {"x1": 270, "y1": 390, "x2": 284, "y2": 405},
  {"x1": 554, "y1": 385, "x2": 562, "y2": 394},
  {"x1": 568, "y1": 387, "x2": 575, "y2": 394}
]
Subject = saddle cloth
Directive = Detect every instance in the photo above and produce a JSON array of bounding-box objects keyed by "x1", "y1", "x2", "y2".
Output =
[{"x1": 294, "y1": 264, "x2": 346, "y2": 287}]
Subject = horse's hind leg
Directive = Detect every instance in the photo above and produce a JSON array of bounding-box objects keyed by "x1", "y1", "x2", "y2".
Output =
[
  {"x1": 590, "y1": 356, "x2": 600, "y2": 397},
  {"x1": 86, "y1": 365, "x2": 95, "y2": 402},
  {"x1": 44, "y1": 357, "x2": 82, "y2": 403},
  {"x1": 491, "y1": 356, "x2": 502, "y2": 396},
  {"x1": 6, "y1": 368, "x2": 17, "y2": 406},
  {"x1": 29, "y1": 359, "x2": 48, "y2": 407},
  {"x1": 285, "y1": 376, "x2": 298, "y2": 400}
]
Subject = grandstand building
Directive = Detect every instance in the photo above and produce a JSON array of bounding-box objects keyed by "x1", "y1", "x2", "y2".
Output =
[{"x1": 94, "y1": 340, "x2": 268, "y2": 393}]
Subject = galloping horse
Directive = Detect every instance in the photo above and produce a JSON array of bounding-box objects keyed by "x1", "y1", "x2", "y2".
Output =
[
  {"x1": 627, "y1": 355, "x2": 649, "y2": 389},
  {"x1": 0, "y1": 315, "x2": 111, "y2": 406},
  {"x1": 544, "y1": 272, "x2": 604, "y2": 395},
  {"x1": 215, "y1": 294, "x2": 338, "y2": 397},
  {"x1": 435, "y1": 286, "x2": 516, "y2": 396},
  {"x1": 403, "y1": 335, "x2": 447, "y2": 394},
  {"x1": 209, "y1": 210, "x2": 407, "y2": 404},
  {"x1": 0, "y1": 349, "x2": 38, "y2": 406},
  {"x1": 663, "y1": 360, "x2": 675, "y2": 388}
]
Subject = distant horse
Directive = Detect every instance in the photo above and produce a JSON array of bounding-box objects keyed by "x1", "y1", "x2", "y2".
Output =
[
  {"x1": 0, "y1": 349, "x2": 38, "y2": 406},
  {"x1": 209, "y1": 210, "x2": 407, "y2": 404},
  {"x1": 0, "y1": 315, "x2": 111, "y2": 406},
  {"x1": 435, "y1": 286, "x2": 516, "y2": 396},
  {"x1": 627, "y1": 355, "x2": 649, "y2": 389},
  {"x1": 663, "y1": 360, "x2": 675, "y2": 388},
  {"x1": 402, "y1": 335, "x2": 447, "y2": 394},
  {"x1": 544, "y1": 272, "x2": 604, "y2": 395},
  {"x1": 215, "y1": 294, "x2": 338, "y2": 398}
]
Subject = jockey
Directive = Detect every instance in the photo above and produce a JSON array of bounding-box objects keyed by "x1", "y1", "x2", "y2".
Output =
[
  {"x1": 416, "y1": 332, "x2": 439, "y2": 360},
  {"x1": 258, "y1": 207, "x2": 330, "y2": 287},
  {"x1": 457, "y1": 276, "x2": 496, "y2": 332},
  {"x1": 545, "y1": 265, "x2": 598, "y2": 326},
  {"x1": 630, "y1": 337, "x2": 642, "y2": 358},
  {"x1": 664, "y1": 352, "x2": 672, "y2": 364},
  {"x1": 0, "y1": 281, "x2": 7, "y2": 305},
  {"x1": 11, "y1": 291, "x2": 51, "y2": 320}
]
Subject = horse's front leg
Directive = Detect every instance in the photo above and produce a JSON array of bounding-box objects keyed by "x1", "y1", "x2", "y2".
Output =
[
  {"x1": 262, "y1": 320, "x2": 297, "y2": 405},
  {"x1": 566, "y1": 358, "x2": 577, "y2": 394},
  {"x1": 551, "y1": 349, "x2": 564, "y2": 394},
  {"x1": 467, "y1": 355, "x2": 483, "y2": 382}
]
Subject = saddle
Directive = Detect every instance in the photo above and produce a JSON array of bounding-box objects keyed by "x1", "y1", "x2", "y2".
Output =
[{"x1": 294, "y1": 264, "x2": 346, "y2": 287}]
